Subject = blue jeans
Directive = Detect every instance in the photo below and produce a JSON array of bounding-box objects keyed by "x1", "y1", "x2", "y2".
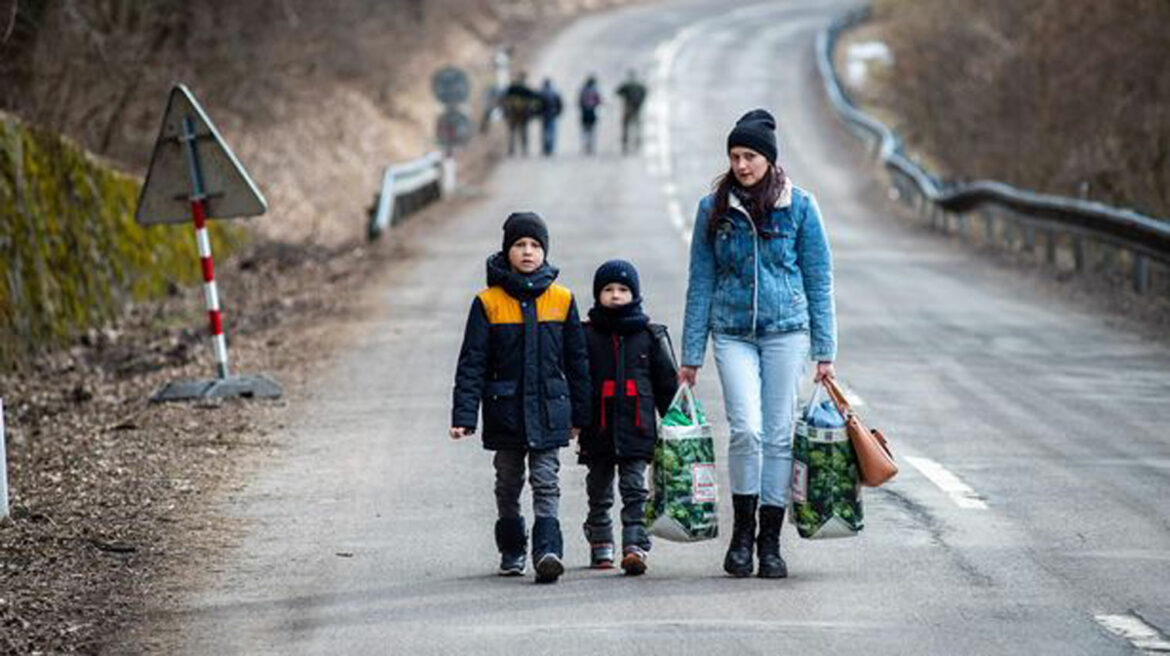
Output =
[
  {"x1": 541, "y1": 118, "x2": 557, "y2": 156},
  {"x1": 713, "y1": 331, "x2": 809, "y2": 507}
]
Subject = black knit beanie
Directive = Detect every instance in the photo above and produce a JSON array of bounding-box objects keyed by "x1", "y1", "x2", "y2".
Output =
[
  {"x1": 727, "y1": 109, "x2": 778, "y2": 164},
  {"x1": 592, "y1": 259, "x2": 641, "y2": 301},
  {"x1": 501, "y1": 211, "x2": 549, "y2": 253}
]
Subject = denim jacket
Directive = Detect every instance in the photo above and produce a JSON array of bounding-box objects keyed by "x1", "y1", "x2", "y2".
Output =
[{"x1": 682, "y1": 179, "x2": 837, "y2": 366}]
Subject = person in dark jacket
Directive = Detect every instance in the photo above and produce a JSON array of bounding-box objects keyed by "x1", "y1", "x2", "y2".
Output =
[
  {"x1": 502, "y1": 72, "x2": 542, "y2": 157},
  {"x1": 578, "y1": 259, "x2": 678, "y2": 575},
  {"x1": 615, "y1": 70, "x2": 647, "y2": 155},
  {"x1": 538, "y1": 78, "x2": 563, "y2": 157},
  {"x1": 451, "y1": 212, "x2": 590, "y2": 584}
]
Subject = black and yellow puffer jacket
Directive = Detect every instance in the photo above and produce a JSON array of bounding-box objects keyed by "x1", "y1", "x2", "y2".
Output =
[{"x1": 452, "y1": 253, "x2": 590, "y2": 450}]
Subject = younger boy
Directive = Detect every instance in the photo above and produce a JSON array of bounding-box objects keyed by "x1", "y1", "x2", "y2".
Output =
[
  {"x1": 578, "y1": 260, "x2": 678, "y2": 575},
  {"x1": 450, "y1": 212, "x2": 590, "y2": 584}
]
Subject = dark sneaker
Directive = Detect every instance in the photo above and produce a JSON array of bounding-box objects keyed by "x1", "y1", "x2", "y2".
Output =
[
  {"x1": 498, "y1": 552, "x2": 526, "y2": 577},
  {"x1": 620, "y1": 547, "x2": 648, "y2": 576},
  {"x1": 590, "y1": 542, "x2": 615, "y2": 569},
  {"x1": 534, "y1": 553, "x2": 565, "y2": 584}
]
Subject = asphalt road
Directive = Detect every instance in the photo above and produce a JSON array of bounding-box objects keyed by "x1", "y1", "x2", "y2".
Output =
[{"x1": 168, "y1": 1, "x2": 1170, "y2": 653}]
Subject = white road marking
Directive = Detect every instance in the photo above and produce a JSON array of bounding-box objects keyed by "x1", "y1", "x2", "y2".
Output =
[
  {"x1": 648, "y1": 4, "x2": 823, "y2": 243},
  {"x1": 905, "y1": 456, "x2": 989, "y2": 510},
  {"x1": 1095, "y1": 614, "x2": 1170, "y2": 652},
  {"x1": 668, "y1": 199, "x2": 685, "y2": 231}
]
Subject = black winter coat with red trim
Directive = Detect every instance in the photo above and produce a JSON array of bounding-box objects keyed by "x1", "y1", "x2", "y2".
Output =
[
  {"x1": 578, "y1": 319, "x2": 679, "y2": 464},
  {"x1": 452, "y1": 254, "x2": 591, "y2": 451}
]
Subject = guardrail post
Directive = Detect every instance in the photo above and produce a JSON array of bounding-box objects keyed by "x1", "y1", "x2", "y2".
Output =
[
  {"x1": 1073, "y1": 237, "x2": 1085, "y2": 273},
  {"x1": 1133, "y1": 254, "x2": 1150, "y2": 294},
  {"x1": 441, "y1": 153, "x2": 457, "y2": 196},
  {"x1": 1045, "y1": 229, "x2": 1057, "y2": 265},
  {"x1": 982, "y1": 209, "x2": 995, "y2": 245},
  {"x1": 1, "y1": 398, "x2": 8, "y2": 521},
  {"x1": 1023, "y1": 225, "x2": 1036, "y2": 252},
  {"x1": 956, "y1": 212, "x2": 968, "y2": 241}
]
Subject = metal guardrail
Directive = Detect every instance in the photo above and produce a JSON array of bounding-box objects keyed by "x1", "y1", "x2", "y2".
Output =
[
  {"x1": 367, "y1": 151, "x2": 444, "y2": 241},
  {"x1": 817, "y1": 7, "x2": 1170, "y2": 293}
]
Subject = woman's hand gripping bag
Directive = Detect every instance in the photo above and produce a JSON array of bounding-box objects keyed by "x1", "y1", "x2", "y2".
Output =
[
  {"x1": 645, "y1": 386, "x2": 719, "y2": 542},
  {"x1": 790, "y1": 384, "x2": 864, "y2": 539}
]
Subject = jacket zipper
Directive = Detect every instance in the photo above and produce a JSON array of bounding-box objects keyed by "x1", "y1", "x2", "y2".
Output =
[{"x1": 742, "y1": 210, "x2": 760, "y2": 337}]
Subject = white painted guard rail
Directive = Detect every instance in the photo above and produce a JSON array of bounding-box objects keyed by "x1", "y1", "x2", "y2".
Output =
[{"x1": 367, "y1": 151, "x2": 447, "y2": 241}]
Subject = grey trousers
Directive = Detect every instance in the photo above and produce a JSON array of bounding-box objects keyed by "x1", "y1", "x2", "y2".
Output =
[
  {"x1": 584, "y1": 459, "x2": 650, "y2": 551},
  {"x1": 494, "y1": 448, "x2": 560, "y2": 520}
]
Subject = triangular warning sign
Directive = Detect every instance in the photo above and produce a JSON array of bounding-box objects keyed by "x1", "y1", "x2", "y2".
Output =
[{"x1": 135, "y1": 84, "x2": 267, "y2": 225}]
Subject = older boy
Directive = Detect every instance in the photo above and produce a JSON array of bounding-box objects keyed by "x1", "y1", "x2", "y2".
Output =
[{"x1": 451, "y1": 212, "x2": 590, "y2": 584}]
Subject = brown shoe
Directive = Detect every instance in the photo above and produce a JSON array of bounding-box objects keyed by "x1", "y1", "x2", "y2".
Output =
[{"x1": 620, "y1": 547, "x2": 648, "y2": 576}]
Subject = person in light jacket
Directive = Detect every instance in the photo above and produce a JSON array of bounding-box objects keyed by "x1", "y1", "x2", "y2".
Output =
[{"x1": 680, "y1": 109, "x2": 838, "y2": 579}]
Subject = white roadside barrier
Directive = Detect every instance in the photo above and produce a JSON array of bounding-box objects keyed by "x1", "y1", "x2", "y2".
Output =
[{"x1": 367, "y1": 151, "x2": 447, "y2": 241}]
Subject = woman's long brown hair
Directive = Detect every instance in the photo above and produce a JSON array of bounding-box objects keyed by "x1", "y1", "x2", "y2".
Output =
[{"x1": 707, "y1": 164, "x2": 787, "y2": 242}]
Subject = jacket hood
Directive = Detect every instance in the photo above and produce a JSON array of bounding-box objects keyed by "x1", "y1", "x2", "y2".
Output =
[{"x1": 486, "y1": 251, "x2": 559, "y2": 300}]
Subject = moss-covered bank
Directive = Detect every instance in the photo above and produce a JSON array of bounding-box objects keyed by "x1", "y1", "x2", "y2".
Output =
[{"x1": 0, "y1": 113, "x2": 244, "y2": 370}]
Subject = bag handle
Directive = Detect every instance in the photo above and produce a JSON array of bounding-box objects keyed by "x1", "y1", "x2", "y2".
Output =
[
  {"x1": 670, "y1": 384, "x2": 701, "y2": 426},
  {"x1": 803, "y1": 381, "x2": 828, "y2": 420}
]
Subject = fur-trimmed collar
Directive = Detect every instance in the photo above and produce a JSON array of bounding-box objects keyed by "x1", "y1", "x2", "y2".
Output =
[{"x1": 728, "y1": 175, "x2": 794, "y2": 214}]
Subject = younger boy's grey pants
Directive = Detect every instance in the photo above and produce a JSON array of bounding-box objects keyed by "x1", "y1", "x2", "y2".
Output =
[
  {"x1": 584, "y1": 458, "x2": 650, "y2": 551},
  {"x1": 494, "y1": 448, "x2": 560, "y2": 519}
]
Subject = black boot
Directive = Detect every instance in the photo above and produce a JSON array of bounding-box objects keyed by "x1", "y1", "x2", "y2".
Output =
[
  {"x1": 532, "y1": 517, "x2": 565, "y2": 584},
  {"x1": 495, "y1": 517, "x2": 527, "y2": 576},
  {"x1": 757, "y1": 505, "x2": 788, "y2": 579},
  {"x1": 723, "y1": 494, "x2": 757, "y2": 577}
]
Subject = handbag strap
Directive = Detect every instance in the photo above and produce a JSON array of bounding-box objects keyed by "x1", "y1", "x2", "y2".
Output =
[{"x1": 821, "y1": 376, "x2": 853, "y2": 419}]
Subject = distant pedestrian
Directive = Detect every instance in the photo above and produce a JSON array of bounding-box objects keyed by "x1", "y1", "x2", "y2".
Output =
[
  {"x1": 680, "y1": 109, "x2": 838, "y2": 579},
  {"x1": 615, "y1": 70, "x2": 647, "y2": 155},
  {"x1": 538, "y1": 78, "x2": 564, "y2": 157},
  {"x1": 578, "y1": 75, "x2": 602, "y2": 156},
  {"x1": 451, "y1": 212, "x2": 590, "y2": 584},
  {"x1": 502, "y1": 72, "x2": 541, "y2": 156},
  {"x1": 578, "y1": 259, "x2": 679, "y2": 575}
]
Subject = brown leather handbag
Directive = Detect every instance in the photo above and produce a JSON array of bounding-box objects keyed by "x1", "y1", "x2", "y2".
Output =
[{"x1": 822, "y1": 376, "x2": 897, "y2": 487}]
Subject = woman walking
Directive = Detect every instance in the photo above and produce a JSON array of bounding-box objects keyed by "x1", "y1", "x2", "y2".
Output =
[{"x1": 680, "y1": 109, "x2": 837, "y2": 579}]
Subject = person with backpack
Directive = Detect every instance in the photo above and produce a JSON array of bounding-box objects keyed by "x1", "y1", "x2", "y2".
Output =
[
  {"x1": 502, "y1": 72, "x2": 541, "y2": 157},
  {"x1": 578, "y1": 75, "x2": 603, "y2": 156},
  {"x1": 578, "y1": 260, "x2": 679, "y2": 576}
]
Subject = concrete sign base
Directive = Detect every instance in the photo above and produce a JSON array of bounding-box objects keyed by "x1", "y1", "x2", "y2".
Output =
[{"x1": 150, "y1": 374, "x2": 283, "y2": 403}]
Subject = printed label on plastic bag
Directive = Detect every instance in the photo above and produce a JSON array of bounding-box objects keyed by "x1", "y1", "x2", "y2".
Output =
[
  {"x1": 792, "y1": 460, "x2": 808, "y2": 503},
  {"x1": 692, "y1": 463, "x2": 717, "y2": 503}
]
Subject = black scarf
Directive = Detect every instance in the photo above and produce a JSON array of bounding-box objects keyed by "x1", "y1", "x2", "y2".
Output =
[
  {"x1": 588, "y1": 299, "x2": 649, "y2": 335},
  {"x1": 485, "y1": 252, "x2": 558, "y2": 301},
  {"x1": 731, "y1": 168, "x2": 783, "y2": 224}
]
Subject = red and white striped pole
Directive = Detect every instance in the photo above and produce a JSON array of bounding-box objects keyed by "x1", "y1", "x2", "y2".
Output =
[
  {"x1": 181, "y1": 115, "x2": 230, "y2": 380},
  {"x1": 191, "y1": 198, "x2": 229, "y2": 379}
]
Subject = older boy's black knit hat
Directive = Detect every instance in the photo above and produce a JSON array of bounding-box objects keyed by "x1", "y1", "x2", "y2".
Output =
[
  {"x1": 727, "y1": 109, "x2": 778, "y2": 164},
  {"x1": 501, "y1": 211, "x2": 549, "y2": 253},
  {"x1": 593, "y1": 259, "x2": 641, "y2": 301}
]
